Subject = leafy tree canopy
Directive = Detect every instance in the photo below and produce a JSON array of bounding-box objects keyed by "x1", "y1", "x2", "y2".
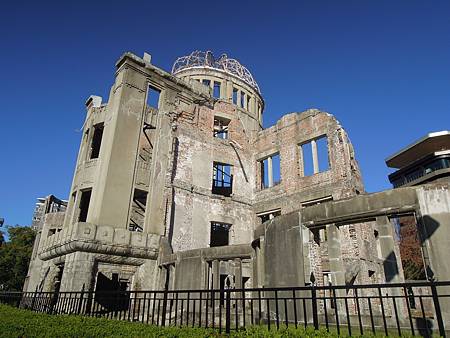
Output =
[{"x1": 0, "y1": 226, "x2": 36, "y2": 291}]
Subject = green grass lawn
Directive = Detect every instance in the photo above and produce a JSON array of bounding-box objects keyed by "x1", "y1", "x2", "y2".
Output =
[{"x1": 0, "y1": 304, "x2": 412, "y2": 337}]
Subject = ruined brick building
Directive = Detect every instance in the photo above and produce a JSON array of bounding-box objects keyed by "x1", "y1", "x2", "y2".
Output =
[{"x1": 23, "y1": 52, "x2": 450, "y2": 324}]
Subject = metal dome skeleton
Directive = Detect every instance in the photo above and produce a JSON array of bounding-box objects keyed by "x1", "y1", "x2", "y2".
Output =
[{"x1": 171, "y1": 51, "x2": 261, "y2": 94}]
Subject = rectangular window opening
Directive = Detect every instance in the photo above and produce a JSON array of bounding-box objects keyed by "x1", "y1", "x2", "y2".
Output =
[
  {"x1": 259, "y1": 152, "x2": 281, "y2": 189},
  {"x1": 301, "y1": 135, "x2": 329, "y2": 176},
  {"x1": 232, "y1": 88, "x2": 238, "y2": 105},
  {"x1": 390, "y1": 214, "x2": 427, "y2": 281},
  {"x1": 210, "y1": 222, "x2": 231, "y2": 247},
  {"x1": 89, "y1": 123, "x2": 104, "y2": 159},
  {"x1": 213, "y1": 81, "x2": 221, "y2": 98},
  {"x1": 240, "y1": 91, "x2": 245, "y2": 108},
  {"x1": 257, "y1": 209, "x2": 281, "y2": 224},
  {"x1": 78, "y1": 189, "x2": 92, "y2": 222},
  {"x1": 317, "y1": 136, "x2": 329, "y2": 172},
  {"x1": 147, "y1": 85, "x2": 161, "y2": 109},
  {"x1": 129, "y1": 189, "x2": 147, "y2": 232},
  {"x1": 213, "y1": 116, "x2": 230, "y2": 139},
  {"x1": 246, "y1": 95, "x2": 251, "y2": 110},
  {"x1": 301, "y1": 142, "x2": 314, "y2": 176},
  {"x1": 212, "y1": 162, "x2": 233, "y2": 196},
  {"x1": 202, "y1": 79, "x2": 211, "y2": 87}
]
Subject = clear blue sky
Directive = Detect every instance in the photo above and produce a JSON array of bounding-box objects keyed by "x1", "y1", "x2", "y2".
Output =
[{"x1": 1, "y1": 1, "x2": 449, "y2": 226}]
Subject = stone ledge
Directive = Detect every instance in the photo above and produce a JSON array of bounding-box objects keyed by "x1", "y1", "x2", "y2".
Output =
[{"x1": 38, "y1": 222, "x2": 160, "y2": 261}]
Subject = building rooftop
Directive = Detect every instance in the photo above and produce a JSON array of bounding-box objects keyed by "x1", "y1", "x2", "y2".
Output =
[
  {"x1": 171, "y1": 50, "x2": 261, "y2": 94},
  {"x1": 385, "y1": 131, "x2": 450, "y2": 169}
]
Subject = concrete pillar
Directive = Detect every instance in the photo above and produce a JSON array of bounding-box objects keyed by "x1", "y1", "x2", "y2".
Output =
[
  {"x1": 212, "y1": 260, "x2": 220, "y2": 290},
  {"x1": 311, "y1": 139, "x2": 319, "y2": 174},
  {"x1": 417, "y1": 186, "x2": 450, "y2": 328},
  {"x1": 226, "y1": 81, "x2": 233, "y2": 102},
  {"x1": 145, "y1": 112, "x2": 173, "y2": 234},
  {"x1": 60, "y1": 251, "x2": 96, "y2": 292},
  {"x1": 234, "y1": 258, "x2": 242, "y2": 289},
  {"x1": 377, "y1": 216, "x2": 402, "y2": 283},
  {"x1": 328, "y1": 224, "x2": 345, "y2": 285},
  {"x1": 327, "y1": 224, "x2": 346, "y2": 315},
  {"x1": 268, "y1": 156, "x2": 273, "y2": 188}
]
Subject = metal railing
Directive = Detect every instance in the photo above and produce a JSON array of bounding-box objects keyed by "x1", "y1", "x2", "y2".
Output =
[{"x1": 1, "y1": 281, "x2": 449, "y2": 337}]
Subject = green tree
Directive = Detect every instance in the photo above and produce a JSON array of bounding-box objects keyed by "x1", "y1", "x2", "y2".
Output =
[{"x1": 0, "y1": 226, "x2": 36, "y2": 291}]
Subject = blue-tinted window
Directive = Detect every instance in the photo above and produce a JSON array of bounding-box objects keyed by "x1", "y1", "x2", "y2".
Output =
[
  {"x1": 232, "y1": 88, "x2": 238, "y2": 105},
  {"x1": 302, "y1": 142, "x2": 314, "y2": 176},
  {"x1": 213, "y1": 82, "x2": 221, "y2": 98},
  {"x1": 147, "y1": 86, "x2": 161, "y2": 108}
]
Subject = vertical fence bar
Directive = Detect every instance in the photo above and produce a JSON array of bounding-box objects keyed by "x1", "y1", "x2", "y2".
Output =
[
  {"x1": 378, "y1": 287, "x2": 388, "y2": 337},
  {"x1": 225, "y1": 289, "x2": 231, "y2": 334},
  {"x1": 403, "y1": 286, "x2": 415, "y2": 335},
  {"x1": 77, "y1": 285, "x2": 85, "y2": 315},
  {"x1": 311, "y1": 284, "x2": 319, "y2": 330}
]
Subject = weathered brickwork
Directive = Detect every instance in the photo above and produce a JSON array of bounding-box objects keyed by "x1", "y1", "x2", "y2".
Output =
[{"x1": 25, "y1": 51, "x2": 381, "y2": 297}]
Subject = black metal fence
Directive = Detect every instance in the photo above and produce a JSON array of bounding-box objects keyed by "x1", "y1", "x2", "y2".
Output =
[{"x1": 1, "y1": 281, "x2": 449, "y2": 337}]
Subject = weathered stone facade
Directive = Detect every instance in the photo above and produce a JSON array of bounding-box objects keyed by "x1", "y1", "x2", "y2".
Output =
[{"x1": 23, "y1": 52, "x2": 450, "y2": 319}]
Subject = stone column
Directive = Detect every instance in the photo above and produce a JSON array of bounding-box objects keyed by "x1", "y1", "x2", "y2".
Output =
[
  {"x1": 212, "y1": 260, "x2": 220, "y2": 290},
  {"x1": 311, "y1": 139, "x2": 319, "y2": 174},
  {"x1": 377, "y1": 216, "x2": 402, "y2": 283},
  {"x1": 60, "y1": 251, "x2": 96, "y2": 292},
  {"x1": 268, "y1": 156, "x2": 273, "y2": 188},
  {"x1": 417, "y1": 186, "x2": 450, "y2": 328},
  {"x1": 327, "y1": 224, "x2": 346, "y2": 314},
  {"x1": 234, "y1": 258, "x2": 242, "y2": 289}
]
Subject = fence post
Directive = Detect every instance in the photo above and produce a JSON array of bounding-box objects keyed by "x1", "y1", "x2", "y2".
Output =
[
  {"x1": 225, "y1": 289, "x2": 231, "y2": 334},
  {"x1": 31, "y1": 286, "x2": 38, "y2": 311},
  {"x1": 430, "y1": 281, "x2": 445, "y2": 337},
  {"x1": 161, "y1": 289, "x2": 168, "y2": 327},
  {"x1": 77, "y1": 284, "x2": 85, "y2": 315},
  {"x1": 311, "y1": 284, "x2": 319, "y2": 330}
]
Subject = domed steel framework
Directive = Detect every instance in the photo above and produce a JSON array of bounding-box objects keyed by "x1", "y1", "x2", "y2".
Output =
[{"x1": 172, "y1": 51, "x2": 261, "y2": 94}]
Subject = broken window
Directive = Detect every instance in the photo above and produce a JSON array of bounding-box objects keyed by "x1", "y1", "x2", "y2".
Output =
[
  {"x1": 89, "y1": 123, "x2": 104, "y2": 159},
  {"x1": 240, "y1": 91, "x2": 245, "y2": 108},
  {"x1": 259, "y1": 153, "x2": 281, "y2": 189},
  {"x1": 232, "y1": 88, "x2": 238, "y2": 105},
  {"x1": 213, "y1": 116, "x2": 230, "y2": 139},
  {"x1": 210, "y1": 222, "x2": 231, "y2": 247},
  {"x1": 129, "y1": 189, "x2": 147, "y2": 232},
  {"x1": 78, "y1": 189, "x2": 92, "y2": 222},
  {"x1": 257, "y1": 209, "x2": 281, "y2": 223},
  {"x1": 147, "y1": 85, "x2": 161, "y2": 109},
  {"x1": 213, "y1": 81, "x2": 221, "y2": 98},
  {"x1": 301, "y1": 135, "x2": 329, "y2": 176},
  {"x1": 212, "y1": 162, "x2": 233, "y2": 196},
  {"x1": 202, "y1": 79, "x2": 211, "y2": 87},
  {"x1": 390, "y1": 214, "x2": 427, "y2": 280}
]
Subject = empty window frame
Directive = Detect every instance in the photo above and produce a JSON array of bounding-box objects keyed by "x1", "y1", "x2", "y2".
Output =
[
  {"x1": 202, "y1": 79, "x2": 211, "y2": 87},
  {"x1": 257, "y1": 209, "x2": 281, "y2": 224},
  {"x1": 147, "y1": 85, "x2": 161, "y2": 109},
  {"x1": 259, "y1": 153, "x2": 281, "y2": 189},
  {"x1": 240, "y1": 91, "x2": 245, "y2": 108},
  {"x1": 212, "y1": 162, "x2": 233, "y2": 196},
  {"x1": 210, "y1": 222, "x2": 231, "y2": 247},
  {"x1": 128, "y1": 189, "x2": 147, "y2": 232},
  {"x1": 301, "y1": 196, "x2": 333, "y2": 208},
  {"x1": 232, "y1": 88, "x2": 238, "y2": 105},
  {"x1": 78, "y1": 189, "x2": 92, "y2": 222},
  {"x1": 246, "y1": 95, "x2": 251, "y2": 111},
  {"x1": 301, "y1": 135, "x2": 329, "y2": 176},
  {"x1": 213, "y1": 116, "x2": 230, "y2": 139},
  {"x1": 213, "y1": 81, "x2": 221, "y2": 98},
  {"x1": 89, "y1": 123, "x2": 104, "y2": 159}
]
